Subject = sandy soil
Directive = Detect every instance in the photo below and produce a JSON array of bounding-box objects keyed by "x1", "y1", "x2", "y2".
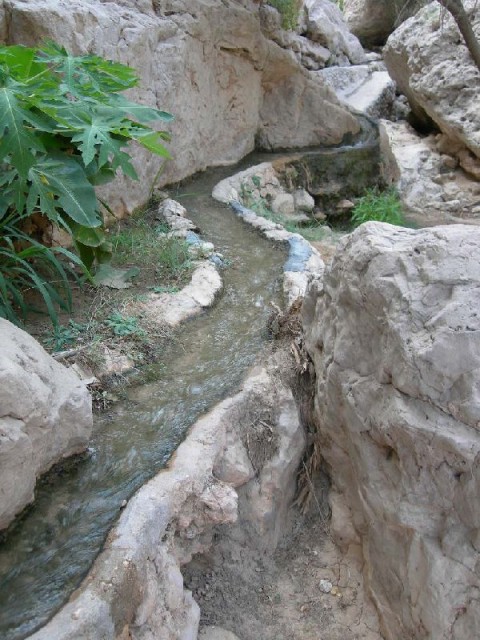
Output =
[{"x1": 185, "y1": 496, "x2": 383, "y2": 640}]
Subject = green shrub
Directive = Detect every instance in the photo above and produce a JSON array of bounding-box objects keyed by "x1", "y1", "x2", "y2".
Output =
[
  {"x1": 350, "y1": 189, "x2": 405, "y2": 227},
  {"x1": 267, "y1": 0, "x2": 302, "y2": 30},
  {"x1": 0, "y1": 42, "x2": 172, "y2": 325}
]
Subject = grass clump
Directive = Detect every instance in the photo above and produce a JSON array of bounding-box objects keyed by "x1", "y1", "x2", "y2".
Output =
[
  {"x1": 110, "y1": 217, "x2": 192, "y2": 288},
  {"x1": 350, "y1": 189, "x2": 405, "y2": 227},
  {"x1": 267, "y1": 0, "x2": 302, "y2": 29}
]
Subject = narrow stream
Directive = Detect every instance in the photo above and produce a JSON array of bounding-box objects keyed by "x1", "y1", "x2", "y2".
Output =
[{"x1": 0, "y1": 163, "x2": 287, "y2": 639}]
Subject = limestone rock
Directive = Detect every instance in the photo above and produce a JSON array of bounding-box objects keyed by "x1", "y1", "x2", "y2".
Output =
[
  {"x1": 158, "y1": 199, "x2": 197, "y2": 234},
  {"x1": 294, "y1": 188, "x2": 315, "y2": 212},
  {"x1": 261, "y1": 1, "x2": 365, "y2": 69},
  {"x1": 257, "y1": 38, "x2": 360, "y2": 150},
  {"x1": 303, "y1": 222, "x2": 480, "y2": 639},
  {"x1": 238, "y1": 370, "x2": 306, "y2": 550},
  {"x1": 343, "y1": 0, "x2": 423, "y2": 46},
  {"x1": 212, "y1": 162, "x2": 282, "y2": 205},
  {"x1": 343, "y1": 0, "x2": 396, "y2": 46},
  {"x1": 384, "y1": 0, "x2": 480, "y2": 160},
  {"x1": 0, "y1": 320, "x2": 92, "y2": 530},
  {"x1": 317, "y1": 64, "x2": 396, "y2": 118},
  {"x1": 0, "y1": 0, "x2": 359, "y2": 217},
  {"x1": 136, "y1": 262, "x2": 223, "y2": 328},
  {"x1": 303, "y1": 0, "x2": 366, "y2": 65},
  {"x1": 199, "y1": 626, "x2": 241, "y2": 640},
  {"x1": 379, "y1": 120, "x2": 480, "y2": 225},
  {"x1": 271, "y1": 193, "x2": 295, "y2": 216}
]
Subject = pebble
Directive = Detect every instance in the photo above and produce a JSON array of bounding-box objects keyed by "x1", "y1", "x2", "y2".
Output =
[{"x1": 319, "y1": 579, "x2": 333, "y2": 593}]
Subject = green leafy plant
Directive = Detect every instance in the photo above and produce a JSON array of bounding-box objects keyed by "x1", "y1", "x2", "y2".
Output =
[
  {"x1": 43, "y1": 319, "x2": 87, "y2": 351},
  {"x1": 0, "y1": 42, "x2": 173, "y2": 325},
  {"x1": 149, "y1": 285, "x2": 180, "y2": 294},
  {"x1": 267, "y1": 0, "x2": 302, "y2": 30},
  {"x1": 350, "y1": 189, "x2": 405, "y2": 227},
  {"x1": 105, "y1": 311, "x2": 145, "y2": 337}
]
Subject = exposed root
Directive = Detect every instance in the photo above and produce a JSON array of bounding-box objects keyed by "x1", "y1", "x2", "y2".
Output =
[{"x1": 267, "y1": 297, "x2": 328, "y2": 517}]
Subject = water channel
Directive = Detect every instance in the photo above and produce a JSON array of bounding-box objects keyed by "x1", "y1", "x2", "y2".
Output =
[
  {"x1": 0, "y1": 162, "x2": 287, "y2": 639},
  {"x1": 0, "y1": 118, "x2": 381, "y2": 638}
]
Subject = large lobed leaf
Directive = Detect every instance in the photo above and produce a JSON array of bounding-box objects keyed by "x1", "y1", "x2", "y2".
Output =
[
  {"x1": 0, "y1": 41, "x2": 174, "y2": 326},
  {"x1": 27, "y1": 154, "x2": 101, "y2": 228}
]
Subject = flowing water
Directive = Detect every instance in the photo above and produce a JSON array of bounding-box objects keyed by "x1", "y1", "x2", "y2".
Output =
[
  {"x1": 0, "y1": 164, "x2": 287, "y2": 639},
  {"x1": 0, "y1": 120, "x2": 381, "y2": 638}
]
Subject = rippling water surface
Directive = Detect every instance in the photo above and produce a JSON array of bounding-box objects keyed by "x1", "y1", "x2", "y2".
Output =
[{"x1": 0, "y1": 163, "x2": 286, "y2": 639}]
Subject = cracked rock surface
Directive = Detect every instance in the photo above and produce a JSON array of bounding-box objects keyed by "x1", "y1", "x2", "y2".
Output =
[{"x1": 303, "y1": 222, "x2": 480, "y2": 640}]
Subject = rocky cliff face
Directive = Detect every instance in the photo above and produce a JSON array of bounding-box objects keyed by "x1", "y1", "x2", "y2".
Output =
[
  {"x1": 303, "y1": 223, "x2": 480, "y2": 640},
  {"x1": 0, "y1": 0, "x2": 360, "y2": 217},
  {"x1": 0, "y1": 320, "x2": 92, "y2": 530},
  {"x1": 384, "y1": 0, "x2": 480, "y2": 174}
]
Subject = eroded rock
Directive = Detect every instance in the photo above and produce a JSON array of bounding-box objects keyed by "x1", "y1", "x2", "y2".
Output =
[
  {"x1": 384, "y1": 0, "x2": 480, "y2": 160},
  {"x1": 0, "y1": 320, "x2": 92, "y2": 530},
  {"x1": 303, "y1": 222, "x2": 480, "y2": 639},
  {"x1": 303, "y1": 0, "x2": 366, "y2": 65},
  {"x1": 317, "y1": 63, "x2": 395, "y2": 118},
  {"x1": 380, "y1": 119, "x2": 480, "y2": 225}
]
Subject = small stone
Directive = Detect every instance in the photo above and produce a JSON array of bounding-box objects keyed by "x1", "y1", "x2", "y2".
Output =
[
  {"x1": 120, "y1": 499, "x2": 127, "y2": 508},
  {"x1": 440, "y1": 154, "x2": 457, "y2": 169},
  {"x1": 319, "y1": 579, "x2": 333, "y2": 593},
  {"x1": 313, "y1": 209, "x2": 327, "y2": 221},
  {"x1": 71, "y1": 609, "x2": 81, "y2": 620},
  {"x1": 271, "y1": 193, "x2": 295, "y2": 216},
  {"x1": 336, "y1": 199, "x2": 355, "y2": 210},
  {"x1": 293, "y1": 188, "x2": 315, "y2": 213}
]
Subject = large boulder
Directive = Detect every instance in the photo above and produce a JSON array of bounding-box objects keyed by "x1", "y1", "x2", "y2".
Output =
[
  {"x1": 379, "y1": 120, "x2": 480, "y2": 225},
  {"x1": 0, "y1": 0, "x2": 359, "y2": 217},
  {"x1": 384, "y1": 0, "x2": 480, "y2": 160},
  {"x1": 343, "y1": 0, "x2": 425, "y2": 46},
  {"x1": 260, "y1": 0, "x2": 366, "y2": 70},
  {"x1": 303, "y1": 223, "x2": 480, "y2": 639},
  {"x1": 0, "y1": 320, "x2": 92, "y2": 530},
  {"x1": 302, "y1": 0, "x2": 366, "y2": 65}
]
